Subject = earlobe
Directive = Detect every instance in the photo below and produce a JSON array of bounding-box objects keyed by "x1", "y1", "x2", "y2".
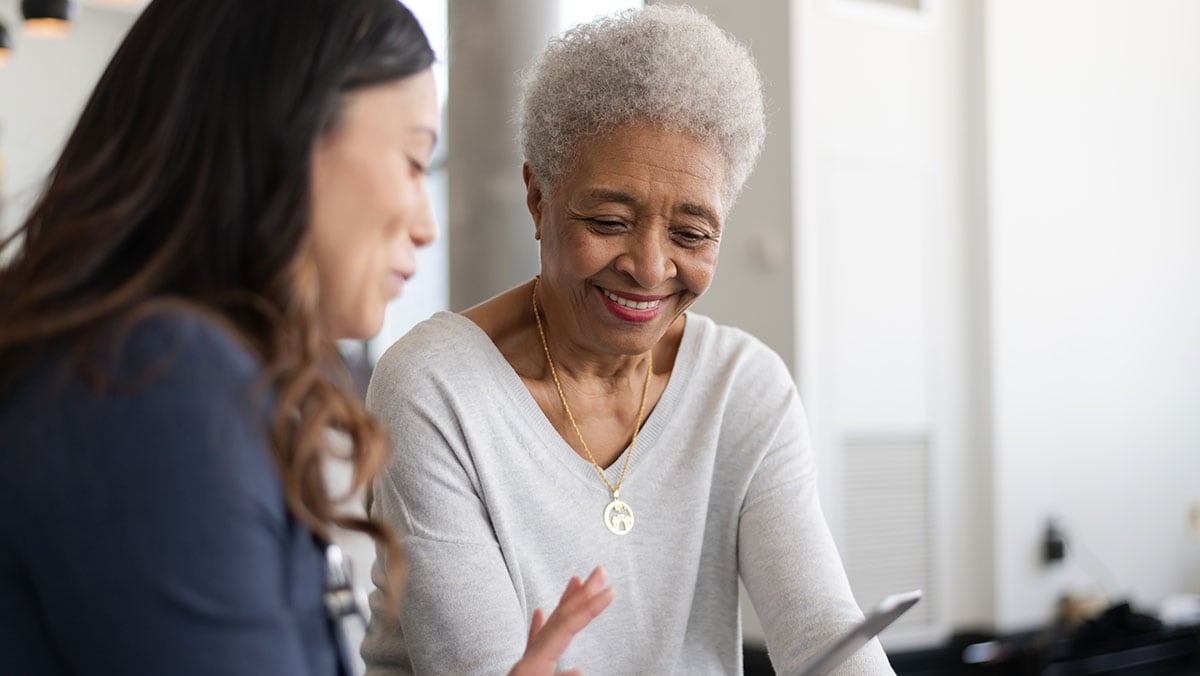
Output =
[{"x1": 523, "y1": 163, "x2": 543, "y2": 240}]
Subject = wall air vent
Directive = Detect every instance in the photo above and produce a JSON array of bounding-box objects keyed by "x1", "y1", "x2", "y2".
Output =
[{"x1": 840, "y1": 432, "x2": 936, "y2": 630}]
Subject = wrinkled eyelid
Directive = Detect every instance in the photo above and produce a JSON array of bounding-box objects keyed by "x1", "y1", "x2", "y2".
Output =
[{"x1": 676, "y1": 222, "x2": 714, "y2": 235}]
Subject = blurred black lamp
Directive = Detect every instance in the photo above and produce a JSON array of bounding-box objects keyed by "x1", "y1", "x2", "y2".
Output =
[
  {"x1": 0, "y1": 20, "x2": 13, "y2": 65},
  {"x1": 22, "y1": 0, "x2": 76, "y2": 38}
]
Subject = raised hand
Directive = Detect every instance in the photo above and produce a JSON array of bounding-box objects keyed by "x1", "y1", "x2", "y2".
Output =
[{"x1": 508, "y1": 566, "x2": 614, "y2": 676}]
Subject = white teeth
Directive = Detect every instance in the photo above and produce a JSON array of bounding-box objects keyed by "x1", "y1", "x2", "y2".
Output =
[{"x1": 602, "y1": 288, "x2": 661, "y2": 311}]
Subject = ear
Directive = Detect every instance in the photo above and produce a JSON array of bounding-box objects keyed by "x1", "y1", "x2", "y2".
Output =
[{"x1": 523, "y1": 163, "x2": 544, "y2": 241}]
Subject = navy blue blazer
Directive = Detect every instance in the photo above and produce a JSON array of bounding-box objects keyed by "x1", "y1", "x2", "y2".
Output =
[{"x1": 0, "y1": 313, "x2": 346, "y2": 675}]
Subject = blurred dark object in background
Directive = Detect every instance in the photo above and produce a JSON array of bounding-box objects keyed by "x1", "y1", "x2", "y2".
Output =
[{"x1": 744, "y1": 602, "x2": 1200, "y2": 675}]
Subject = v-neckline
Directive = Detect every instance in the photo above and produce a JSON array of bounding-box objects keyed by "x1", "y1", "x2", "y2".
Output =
[{"x1": 443, "y1": 311, "x2": 701, "y2": 490}]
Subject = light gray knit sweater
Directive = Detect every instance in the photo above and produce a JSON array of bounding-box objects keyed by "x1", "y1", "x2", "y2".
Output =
[{"x1": 362, "y1": 312, "x2": 893, "y2": 676}]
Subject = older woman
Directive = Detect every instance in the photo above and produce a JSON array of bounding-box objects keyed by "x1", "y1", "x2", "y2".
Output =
[{"x1": 363, "y1": 6, "x2": 892, "y2": 675}]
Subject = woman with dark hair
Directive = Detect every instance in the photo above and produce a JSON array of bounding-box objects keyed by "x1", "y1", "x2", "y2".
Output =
[{"x1": 0, "y1": 1, "x2": 609, "y2": 674}]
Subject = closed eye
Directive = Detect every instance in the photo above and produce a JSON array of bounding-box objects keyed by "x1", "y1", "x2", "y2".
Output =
[
  {"x1": 587, "y1": 218, "x2": 628, "y2": 231},
  {"x1": 408, "y1": 157, "x2": 432, "y2": 176},
  {"x1": 672, "y1": 229, "x2": 716, "y2": 246}
]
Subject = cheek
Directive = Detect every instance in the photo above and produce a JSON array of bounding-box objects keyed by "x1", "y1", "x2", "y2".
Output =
[
  {"x1": 683, "y1": 247, "x2": 720, "y2": 292},
  {"x1": 320, "y1": 245, "x2": 390, "y2": 339},
  {"x1": 313, "y1": 183, "x2": 406, "y2": 277},
  {"x1": 309, "y1": 151, "x2": 409, "y2": 337},
  {"x1": 554, "y1": 227, "x2": 616, "y2": 271},
  {"x1": 313, "y1": 241, "x2": 360, "y2": 302}
]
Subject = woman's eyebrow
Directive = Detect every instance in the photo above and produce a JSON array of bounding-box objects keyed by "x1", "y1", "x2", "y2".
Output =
[
  {"x1": 679, "y1": 202, "x2": 721, "y2": 230},
  {"x1": 582, "y1": 188, "x2": 638, "y2": 206},
  {"x1": 579, "y1": 189, "x2": 720, "y2": 229}
]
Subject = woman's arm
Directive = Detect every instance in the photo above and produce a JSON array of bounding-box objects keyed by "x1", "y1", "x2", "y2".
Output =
[
  {"x1": 362, "y1": 449, "x2": 532, "y2": 674},
  {"x1": 362, "y1": 342, "x2": 610, "y2": 675},
  {"x1": 737, "y1": 383, "x2": 894, "y2": 674}
]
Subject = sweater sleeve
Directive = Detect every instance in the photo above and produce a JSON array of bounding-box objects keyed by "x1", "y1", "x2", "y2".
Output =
[
  {"x1": 361, "y1": 332, "x2": 528, "y2": 676},
  {"x1": 3, "y1": 315, "x2": 329, "y2": 676},
  {"x1": 736, "y1": 357, "x2": 894, "y2": 675}
]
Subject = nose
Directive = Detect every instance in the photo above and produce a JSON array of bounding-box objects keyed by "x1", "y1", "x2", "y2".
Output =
[
  {"x1": 613, "y1": 226, "x2": 676, "y2": 289},
  {"x1": 411, "y1": 190, "x2": 438, "y2": 249}
]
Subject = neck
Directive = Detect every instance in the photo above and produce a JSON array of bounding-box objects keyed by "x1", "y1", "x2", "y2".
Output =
[
  {"x1": 532, "y1": 278, "x2": 657, "y2": 385},
  {"x1": 547, "y1": 334, "x2": 650, "y2": 384}
]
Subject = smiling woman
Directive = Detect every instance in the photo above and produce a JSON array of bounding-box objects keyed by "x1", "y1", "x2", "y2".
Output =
[
  {"x1": 527, "y1": 122, "x2": 725, "y2": 361},
  {"x1": 310, "y1": 71, "x2": 439, "y2": 340},
  {"x1": 0, "y1": 1, "x2": 609, "y2": 675},
  {"x1": 0, "y1": 1, "x2": 440, "y2": 672},
  {"x1": 361, "y1": 5, "x2": 895, "y2": 675}
]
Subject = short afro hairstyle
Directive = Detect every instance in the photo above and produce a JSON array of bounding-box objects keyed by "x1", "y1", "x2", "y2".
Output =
[{"x1": 518, "y1": 5, "x2": 766, "y2": 213}]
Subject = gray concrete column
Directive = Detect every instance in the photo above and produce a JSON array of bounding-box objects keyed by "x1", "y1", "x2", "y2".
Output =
[{"x1": 446, "y1": 0, "x2": 559, "y2": 310}]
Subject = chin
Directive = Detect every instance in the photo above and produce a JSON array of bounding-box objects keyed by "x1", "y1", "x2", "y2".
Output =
[
  {"x1": 355, "y1": 319, "x2": 386, "y2": 342},
  {"x1": 333, "y1": 311, "x2": 385, "y2": 342}
]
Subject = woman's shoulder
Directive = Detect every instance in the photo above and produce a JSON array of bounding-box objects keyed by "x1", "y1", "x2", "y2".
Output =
[
  {"x1": 0, "y1": 308, "x2": 269, "y2": 471},
  {"x1": 0, "y1": 307, "x2": 281, "y2": 519},
  {"x1": 685, "y1": 312, "x2": 791, "y2": 383},
  {"x1": 4, "y1": 307, "x2": 261, "y2": 408},
  {"x1": 372, "y1": 311, "x2": 493, "y2": 384},
  {"x1": 109, "y1": 307, "x2": 261, "y2": 381},
  {"x1": 366, "y1": 311, "x2": 512, "y2": 434}
]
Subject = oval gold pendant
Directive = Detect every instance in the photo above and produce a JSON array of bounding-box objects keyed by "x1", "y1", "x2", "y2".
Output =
[{"x1": 604, "y1": 498, "x2": 634, "y2": 535}]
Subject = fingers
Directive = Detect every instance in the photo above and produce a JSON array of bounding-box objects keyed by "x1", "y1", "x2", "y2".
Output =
[
  {"x1": 557, "y1": 568, "x2": 611, "y2": 633},
  {"x1": 580, "y1": 584, "x2": 615, "y2": 621},
  {"x1": 510, "y1": 567, "x2": 614, "y2": 676},
  {"x1": 525, "y1": 567, "x2": 613, "y2": 660},
  {"x1": 558, "y1": 575, "x2": 582, "y2": 606},
  {"x1": 526, "y1": 608, "x2": 546, "y2": 650}
]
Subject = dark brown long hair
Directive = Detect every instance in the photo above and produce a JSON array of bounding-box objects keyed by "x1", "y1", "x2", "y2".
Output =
[{"x1": 0, "y1": 0, "x2": 434, "y2": 610}]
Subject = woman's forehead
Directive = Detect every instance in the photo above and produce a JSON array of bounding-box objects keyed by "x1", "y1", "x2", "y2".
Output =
[{"x1": 558, "y1": 124, "x2": 727, "y2": 216}]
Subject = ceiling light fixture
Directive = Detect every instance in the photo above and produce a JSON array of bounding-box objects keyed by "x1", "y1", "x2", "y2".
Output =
[
  {"x1": 22, "y1": 0, "x2": 76, "y2": 38},
  {"x1": 0, "y1": 21, "x2": 13, "y2": 65}
]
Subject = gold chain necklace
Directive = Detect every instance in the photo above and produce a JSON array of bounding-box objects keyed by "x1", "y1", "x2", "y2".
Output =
[{"x1": 532, "y1": 276, "x2": 652, "y2": 536}]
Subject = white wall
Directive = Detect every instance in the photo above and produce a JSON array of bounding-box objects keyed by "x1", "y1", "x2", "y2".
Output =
[
  {"x1": 793, "y1": 0, "x2": 987, "y2": 646},
  {"x1": 657, "y1": 0, "x2": 984, "y2": 648},
  {"x1": 694, "y1": 0, "x2": 1200, "y2": 644},
  {"x1": 986, "y1": 0, "x2": 1200, "y2": 630},
  {"x1": 0, "y1": 2, "x2": 138, "y2": 236}
]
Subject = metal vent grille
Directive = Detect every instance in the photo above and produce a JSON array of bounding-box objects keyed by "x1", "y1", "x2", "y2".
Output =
[{"x1": 841, "y1": 433, "x2": 935, "y2": 629}]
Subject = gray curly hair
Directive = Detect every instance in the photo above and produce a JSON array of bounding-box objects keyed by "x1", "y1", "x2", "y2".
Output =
[{"x1": 518, "y1": 5, "x2": 766, "y2": 213}]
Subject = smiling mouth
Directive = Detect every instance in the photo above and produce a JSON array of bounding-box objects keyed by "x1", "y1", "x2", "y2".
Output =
[{"x1": 601, "y1": 287, "x2": 664, "y2": 311}]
